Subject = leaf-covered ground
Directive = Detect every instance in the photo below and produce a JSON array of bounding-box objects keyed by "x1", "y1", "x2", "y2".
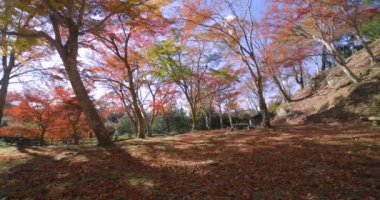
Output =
[{"x1": 1, "y1": 124, "x2": 380, "y2": 199}]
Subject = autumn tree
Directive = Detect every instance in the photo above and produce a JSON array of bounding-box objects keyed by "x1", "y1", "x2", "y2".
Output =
[
  {"x1": 324, "y1": 0, "x2": 379, "y2": 64},
  {"x1": 209, "y1": 65, "x2": 242, "y2": 129},
  {"x1": 149, "y1": 36, "x2": 226, "y2": 131},
  {"x1": 182, "y1": 0, "x2": 272, "y2": 127},
  {"x1": 267, "y1": 0, "x2": 361, "y2": 84},
  {"x1": 144, "y1": 80, "x2": 178, "y2": 135},
  {"x1": 2, "y1": 0, "x2": 145, "y2": 146},
  {"x1": 6, "y1": 90, "x2": 58, "y2": 146},
  {"x1": 0, "y1": 1, "x2": 45, "y2": 125},
  {"x1": 53, "y1": 87, "x2": 85, "y2": 145},
  {"x1": 92, "y1": 1, "x2": 169, "y2": 138}
]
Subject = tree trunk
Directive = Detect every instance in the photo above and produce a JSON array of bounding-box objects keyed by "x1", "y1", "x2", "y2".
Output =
[
  {"x1": 272, "y1": 75, "x2": 291, "y2": 102},
  {"x1": 146, "y1": 122, "x2": 153, "y2": 137},
  {"x1": 0, "y1": 52, "x2": 14, "y2": 125},
  {"x1": 294, "y1": 62, "x2": 305, "y2": 89},
  {"x1": 202, "y1": 109, "x2": 210, "y2": 130},
  {"x1": 218, "y1": 104, "x2": 223, "y2": 129},
  {"x1": 0, "y1": 68, "x2": 11, "y2": 125},
  {"x1": 57, "y1": 37, "x2": 113, "y2": 147},
  {"x1": 39, "y1": 129, "x2": 45, "y2": 146},
  {"x1": 73, "y1": 129, "x2": 80, "y2": 145},
  {"x1": 219, "y1": 112, "x2": 223, "y2": 129},
  {"x1": 355, "y1": 32, "x2": 377, "y2": 64},
  {"x1": 127, "y1": 72, "x2": 145, "y2": 139},
  {"x1": 256, "y1": 77, "x2": 271, "y2": 128},
  {"x1": 228, "y1": 109, "x2": 233, "y2": 128},
  {"x1": 164, "y1": 115, "x2": 171, "y2": 133},
  {"x1": 321, "y1": 46, "x2": 328, "y2": 71},
  {"x1": 207, "y1": 111, "x2": 212, "y2": 129},
  {"x1": 313, "y1": 56, "x2": 320, "y2": 74},
  {"x1": 145, "y1": 113, "x2": 153, "y2": 137},
  {"x1": 319, "y1": 40, "x2": 360, "y2": 84},
  {"x1": 141, "y1": 107, "x2": 153, "y2": 137},
  {"x1": 190, "y1": 106, "x2": 197, "y2": 131},
  {"x1": 346, "y1": 10, "x2": 378, "y2": 64},
  {"x1": 333, "y1": 49, "x2": 360, "y2": 84}
]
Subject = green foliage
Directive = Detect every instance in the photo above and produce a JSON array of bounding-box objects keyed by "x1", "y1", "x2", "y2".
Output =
[
  {"x1": 268, "y1": 101, "x2": 282, "y2": 113},
  {"x1": 153, "y1": 108, "x2": 192, "y2": 134},
  {"x1": 147, "y1": 38, "x2": 192, "y2": 82},
  {"x1": 152, "y1": 115, "x2": 166, "y2": 134},
  {"x1": 362, "y1": 16, "x2": 380, "y2": 41},
  {"x1": 171, "y1": 108, "x2": 192, "y2": 133},
  {"x1": 116, "y1": 118, "x2": 134, "y2": 136},
  {"x1": 365, "y1": 0, "x2": 380, "y2": 5}
]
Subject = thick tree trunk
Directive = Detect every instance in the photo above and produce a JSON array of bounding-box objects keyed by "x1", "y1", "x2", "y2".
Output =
[
  {"x1": 135, "y1": 110, "x2": 145, "y2": 139},
  {"x1": 256, "y1": 77, "x2": 271, "y2": 128},
  {"x1": 146, "y1": 122, "x2": 153, "y2": 137},
  {"x1": 0, "y1": 69, "x2": 11, "y2": 125},
  {"x1": 57, "y1": 36, "x2": 113, "y2": 146},
  {"x1": 127, "y1": 73, "x2": 145, "y2": 139},
  {"x1": 219, "y1": 112, "x2": 223, "y2": 129},
  {"x1": 133, "y1": 118, "x2": 138, "y2": 135},
  {"x1": 0, "y1": 53, "x2": 14, "y2": 125},
  {"x1": 143, "y1": 110, "x2": 153, "y2": 137},
  {"x1": 141, "y1": 107, "x2": 152, "y2": 137},
  {"x1": 244, "y1": 53, "x2": 271, "y2": 128},
  {"x1": 39, "y1": 130, "x2": 45, "y2": 146},
  {"x1": 64, "y1": 58, "x2": 113, "y2": 146}
]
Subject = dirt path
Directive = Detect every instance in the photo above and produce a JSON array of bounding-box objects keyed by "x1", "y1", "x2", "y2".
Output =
[{"x1": 1, "y1": 124, "x2": 379, "y2": 199}]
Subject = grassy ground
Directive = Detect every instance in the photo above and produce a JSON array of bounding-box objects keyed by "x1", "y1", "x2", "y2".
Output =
[{"x1": 0, "y1": 124, "x2": 379, "y2": 199}]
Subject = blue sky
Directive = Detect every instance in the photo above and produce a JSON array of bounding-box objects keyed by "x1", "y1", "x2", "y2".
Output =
[{"x1": 253, "y1": 0, "x2": 268, "y2": 18}]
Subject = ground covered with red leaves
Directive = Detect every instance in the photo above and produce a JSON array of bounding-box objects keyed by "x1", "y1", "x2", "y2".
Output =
[{"x1": 0, "y1": 124, "x2": 379, "y2": 199}]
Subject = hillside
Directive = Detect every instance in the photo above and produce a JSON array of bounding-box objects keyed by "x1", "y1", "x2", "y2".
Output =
[{"x1": 276, "y1": 40, "x2": 380, "y2": 126}]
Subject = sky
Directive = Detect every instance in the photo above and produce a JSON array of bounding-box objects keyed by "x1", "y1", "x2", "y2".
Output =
[
  {"x1": 252, "y1": 0, "x2": 268, "y2": 18},
  {"x1": 4, "y1": 0, "x2": 277, "y2": 113}
]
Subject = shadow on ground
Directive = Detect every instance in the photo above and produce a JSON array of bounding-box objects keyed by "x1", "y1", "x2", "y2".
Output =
[{"x1": 0, "y1": 125, "x2": 379, "y2": 199}]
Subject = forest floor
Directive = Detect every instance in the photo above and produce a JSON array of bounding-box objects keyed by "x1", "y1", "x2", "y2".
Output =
[{"x1": 0, "y1": 124, "x2": 380, "y2": 199}]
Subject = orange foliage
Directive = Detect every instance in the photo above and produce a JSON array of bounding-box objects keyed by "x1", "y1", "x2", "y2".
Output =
[
  {"x1": 3, "y1": 87, "x2": 90, "y2": 143},
  {"x1": 0, "y1": 126, "x2": 39, "y2": 139}
]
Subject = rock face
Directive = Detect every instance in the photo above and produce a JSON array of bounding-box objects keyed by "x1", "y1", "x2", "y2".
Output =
[
  {"x1": 326, "y1": 75, "x2": 342, "y2": 89},
  {"x1": 277, "y1": 108, "x2": 289, "y2": 118},
  {"x1": 326, "y1": 75, "x2": 351, "y2": 89},
  {"x1": 286, "y1": 115, "x2": 307, "y2": 125}
]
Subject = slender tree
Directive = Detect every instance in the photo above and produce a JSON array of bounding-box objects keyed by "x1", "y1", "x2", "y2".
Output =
[{"x1": 182, "y1": 0, "x2": 272, "y2": 127}]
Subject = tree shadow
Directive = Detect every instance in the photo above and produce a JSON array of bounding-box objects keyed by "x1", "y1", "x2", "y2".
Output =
[{"x1": 1, "y1": 125, "x2": 379, "y2": 199}]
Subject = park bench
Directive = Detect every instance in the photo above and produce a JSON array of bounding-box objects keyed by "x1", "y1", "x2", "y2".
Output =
[
  {"x1": 368, "y1": 116, "x2": 380, "y2": 128},
  {"x1": 228, "y1": 123, "x2": 254, "y2": 131}
]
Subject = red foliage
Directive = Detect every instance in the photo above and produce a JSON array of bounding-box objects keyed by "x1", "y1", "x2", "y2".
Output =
[{"x1": 0, "y1": 126, "x2": 39, "y2": 138}]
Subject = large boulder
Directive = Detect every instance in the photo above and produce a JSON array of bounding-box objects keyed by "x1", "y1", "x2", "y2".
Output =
[
  {"x1": 326, "y1": 75, "x2": 348, "y2": 89},
  {"x1": 277, "y1": 108, "x2": 289, "y2": 118},
  {"x1": 286, "y1": 115, "x2": 307, "y2": 125}
]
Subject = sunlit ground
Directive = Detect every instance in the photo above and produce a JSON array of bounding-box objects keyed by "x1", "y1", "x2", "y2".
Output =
[{"x1": 1, "y1": 124, "x2": 379, "y2": 199}]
